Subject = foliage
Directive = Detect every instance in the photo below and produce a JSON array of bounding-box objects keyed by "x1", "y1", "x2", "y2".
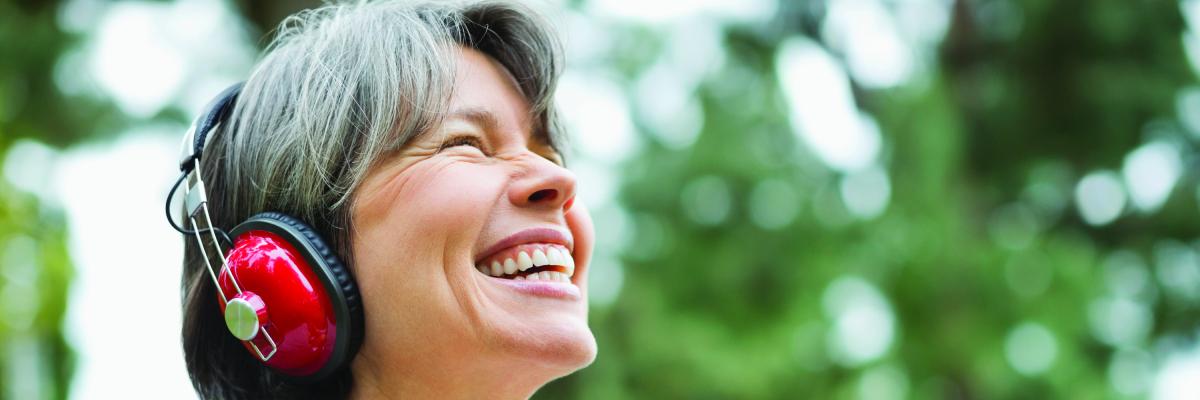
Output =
[
  {"x1": 536, "y1": 0, "x2": 1200, "y2": 399},
  {"x1": 0, "y1": 1, "x2": 77, "y2": 399},
  {"x1": 3, "y1": 0, "x2": 1199, "y2": 399}
]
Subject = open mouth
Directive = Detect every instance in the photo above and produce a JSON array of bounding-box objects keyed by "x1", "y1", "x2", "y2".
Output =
[{"x1": 475, "y1": 243, "x2": 574, "y2": 283}]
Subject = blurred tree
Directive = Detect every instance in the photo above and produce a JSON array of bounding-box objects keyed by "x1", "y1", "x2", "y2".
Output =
[
  {"x1": 0, "y1": 1, "x2": 78, "y2": 399},
  {"x1": 536, "y1": 0, "x2": 1200, "y2": 399},
  {"x1": 4, "y1": 0, "x2": 1199, "y2": 398}
]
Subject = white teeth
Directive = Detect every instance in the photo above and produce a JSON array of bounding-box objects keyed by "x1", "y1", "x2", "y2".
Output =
[
  {"x1": 563, "y1": 252, "x2": 575, "y2": 276},
  {"x1": 503, "y1": 258, "x2": 518, "y2": 275},
  {"x1": 513, "y1": 270, "x2": 570, "y2": 282},
  {"x1": 517, "y1": 251, "x2": 533, "y2": 271},
  {"x1": 477, "y1": 246, "x2": 575, "y2": 279}
]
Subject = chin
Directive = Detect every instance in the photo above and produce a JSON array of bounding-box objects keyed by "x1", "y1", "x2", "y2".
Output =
[{"x1": 498, "y1": 314, "x2": 597, "y2": 376}]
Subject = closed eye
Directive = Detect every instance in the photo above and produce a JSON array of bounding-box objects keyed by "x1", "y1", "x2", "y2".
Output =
[{"x1": 438, "y1": 135, "x2": 488, "y2": 154}]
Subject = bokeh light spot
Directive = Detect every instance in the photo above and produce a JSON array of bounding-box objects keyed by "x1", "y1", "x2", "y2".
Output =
[
  {"x1": 89, "y1": 2, "x2": 187, "y2": 117},
  {"x1": 1153, "y1": 344, "x2": 1200, "y2": 400},
  {"x1": 1122, "y1": 141, "x2": 1182, "y2": 213},
  {"x1": 823, "y1": 0, "x2": 914, "y2": 88},
  {"x1": 777, "y1": 36, "x2": 882, "y2": 173},
  {"x1": 681, "y1": 175, "x2": 733, "y2": 226},
  {"x1": 1074, "y1": 170, "x2": 1126, "y2": 226},
  {"x1": 1109, "y1": 349, "x2": 1152, "y2": 396},
  {"x1": 839, "y1": 164, "x2": 891, "y2": 220},
  {"x1": 1088, "y1": 297, "x2": 1152, "y2": 348},
  {"x1": 822, "y1": 276, "x2": 896, "y2": 367},
  {"x1": 1004, "y1": 252, "x2": 1053, "y2": 299},
  {"x1": 3, "y1": 139, "x2": 60, "y2": 205},
  {"x1": 749, "y1": 178, "x2": 801, "y2": 230},
  {"x1": 1153, "y1": 240, "x2": 1200, "y2": 303},
  {"x1": 1004, "y1": 322, "x2": 1057, "y2": 376},
  {"x1": 858, "y1": 363, "x2": 909, "y2": 400},
  {"x1": 558, "y1": 71, "x2": 637, "y2": 163},
  {"x1": 988, "y1": 203, "x2": 1042, "y2": 251}
]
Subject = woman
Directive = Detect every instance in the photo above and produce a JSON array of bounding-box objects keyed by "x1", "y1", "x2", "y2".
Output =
[{"x1": 173, "y1": 1, "x2": 596, "y2": 398}]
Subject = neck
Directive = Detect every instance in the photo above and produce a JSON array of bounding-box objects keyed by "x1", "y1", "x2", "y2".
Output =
[{"x1": 347, "y1": 352, "x2": 554, "y2": 400}]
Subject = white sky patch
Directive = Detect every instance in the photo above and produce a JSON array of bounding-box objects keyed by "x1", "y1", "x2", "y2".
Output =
[
  {"x1": 634, "y1": 61, "x2": 704, "y2": 150},
  {"x1": 1122, "y1": 141, "x2": 1182, "y2": 213},
  {"x1": 777, "y1": 37, "x2": 882, "y2": 173},
  {"x1": 560, "y1": 9, "x2": 613, "y2": 65},
  {"x1": 586, "y1": 0, "x2": 776, "y2": 24},
  {"x1": 1184, "y1": 0, "x2": 1200, "y2": 31},
  {"x1": 665, "y1": 19, "x2": 727, "y2": 87},
  {"x1": 1004, "y1": 321, "x2": 1058, "y2": 376},
  {"x1": 89, "y1": 2, "x2": 187, "y2": 117},
  {"x1": 58, "y1": 130, "x2": 195, "y2": 399},
  {"x1": 892, "y1": 0, "x2": 953, "y2": 54},
  {"x1": 1074, "y1": 170, "x2": 1126, "y2": 226},
  {"x1": 572, "y1": 157, "x2": 619, "y2": 209},
  {"x1": 80, "y1": 0, "x2": 254, "y2": 118},
  {"x1": 1181, "y1": 0, "x2": 1200, "y2": 78},
  {"x1": 822, "y1": 276, "x2": 895, "y2": 367},
  {"x1": 557, "y1": 71, "x2": 637, "y2": 163},
  {"x1": 839, "y1": 163, "x2": 891, "y2": 220},
  {"x1": 1154, "y1": 344, "x2": 1200, "y2": 400},
  {"x1": 822, "y1": 0, "x2": 914, "y2": 89}
]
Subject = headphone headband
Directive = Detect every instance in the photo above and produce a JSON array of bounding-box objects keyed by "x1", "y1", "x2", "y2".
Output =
[
  {"x1": 168, "y1": 82, "x2": 363, "y2": 380},
  {"x1": 179, "y1": 82, "x2": 244, "y2": 172}
]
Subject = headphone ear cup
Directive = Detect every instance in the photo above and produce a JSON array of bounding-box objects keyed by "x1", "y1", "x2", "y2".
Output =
[{"x1": 219, "y1": 212, "x2": 363, "y2": 380}]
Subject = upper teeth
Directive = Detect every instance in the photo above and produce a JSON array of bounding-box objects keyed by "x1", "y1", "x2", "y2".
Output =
[{"x1": 476, "y1": 245, "x2": 575, "y2": 280}]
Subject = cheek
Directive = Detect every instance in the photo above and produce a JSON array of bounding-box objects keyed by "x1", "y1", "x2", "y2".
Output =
[
  {"x1": 348, "y1": 160, "x2": 519, "y2": 366},
  {"x1": 565, "y1": 201, "x2": 595, "y2": 278},
  {"x1": 361, "y1": 159, "x2": 508, "y2": 235}
]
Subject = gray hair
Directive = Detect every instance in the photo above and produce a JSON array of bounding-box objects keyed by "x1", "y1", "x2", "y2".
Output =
[{"x1": 180, "y1": 1, "x2": 564, "y2": 398}]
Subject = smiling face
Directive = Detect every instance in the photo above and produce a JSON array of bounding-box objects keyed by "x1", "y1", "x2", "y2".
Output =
[{"x1": 348, "y1": 47, "x2": 596, "y2": 397}]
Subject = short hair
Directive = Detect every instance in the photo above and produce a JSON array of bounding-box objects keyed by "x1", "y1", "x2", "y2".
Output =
[{"x1": 179, "y1": 1, "x2": 564, "y2": 398}]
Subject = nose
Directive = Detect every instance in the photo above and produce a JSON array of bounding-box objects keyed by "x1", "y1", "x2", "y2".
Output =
[{"x1": 508, "y1": 154, "x2": 576, "y2": 213}]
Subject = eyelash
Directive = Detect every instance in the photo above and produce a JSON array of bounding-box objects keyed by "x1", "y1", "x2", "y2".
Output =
[
  {"x1": 438, "y1": 135, "x2": 564, "y2": 165},
  {"x1": 439, "y1": 135, "x2": 487, "y2": 153}
]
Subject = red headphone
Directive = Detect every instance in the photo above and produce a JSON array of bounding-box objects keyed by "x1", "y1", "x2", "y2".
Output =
[{"x1": 166, "y1": 83, "x2": 364, "y2": 380}]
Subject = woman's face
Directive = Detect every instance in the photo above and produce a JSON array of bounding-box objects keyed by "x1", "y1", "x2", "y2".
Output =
[{"x1": 349, "y1": 47, "x2": 596, "y2": 393}]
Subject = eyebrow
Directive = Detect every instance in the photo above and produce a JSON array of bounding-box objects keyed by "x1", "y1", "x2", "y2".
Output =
[{"x1": 446, "y1": 107, "x2": 501, "y2": 134}]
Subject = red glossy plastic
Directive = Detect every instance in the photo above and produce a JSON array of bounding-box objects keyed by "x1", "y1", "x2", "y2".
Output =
[{"x1": 218, "y1": 230, "x2": 336, "y2": 376}]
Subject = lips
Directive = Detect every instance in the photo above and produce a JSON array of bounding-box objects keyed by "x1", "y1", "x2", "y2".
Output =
[
  {"x1": 475, "y1": 228, "x2": 575, "y2": 283},
  {"x1": 475, "y1": 243, "x2": 574, "y2": 282}
]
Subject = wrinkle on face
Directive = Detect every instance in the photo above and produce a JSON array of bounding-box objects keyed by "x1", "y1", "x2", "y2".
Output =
[{"x1": 347, "y1": 47, "x2": 594, "y2": 399}]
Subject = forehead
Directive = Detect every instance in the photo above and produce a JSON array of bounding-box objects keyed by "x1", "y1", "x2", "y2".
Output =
[{"x1": 447, "y1": 48, "x2": 536, "y2": 138}]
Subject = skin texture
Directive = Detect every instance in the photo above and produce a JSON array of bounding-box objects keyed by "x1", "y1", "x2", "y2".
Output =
[{"x1": 347, "y1": 47, "x2": 597, "y2": 399}]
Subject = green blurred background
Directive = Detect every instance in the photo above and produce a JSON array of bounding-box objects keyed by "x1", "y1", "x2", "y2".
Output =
[{"x1": 3, "y1": 0, "x2": 1200, "y2": 398}]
